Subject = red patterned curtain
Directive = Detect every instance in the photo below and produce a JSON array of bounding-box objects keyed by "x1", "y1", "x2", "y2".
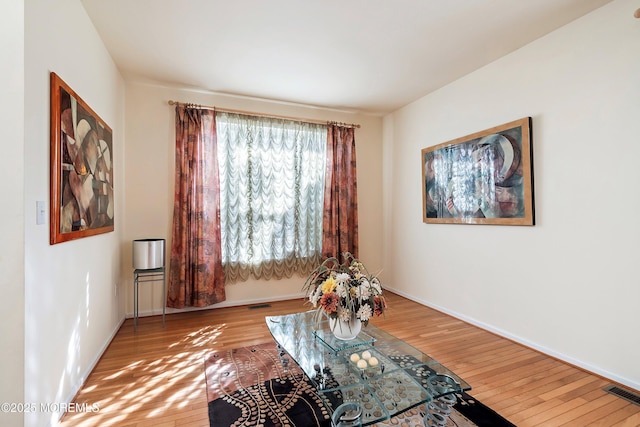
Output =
[
  {"x1": 167, "y1": 106, "x2": 226, "y2": 308},
  {"x1": 322, "y1": 125, "x2": 359, "y2": 258}
]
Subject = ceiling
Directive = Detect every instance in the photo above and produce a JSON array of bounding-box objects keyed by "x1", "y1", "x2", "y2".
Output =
[{"x1": 80, "y1": 0, "x2": 613, "y2": 115}]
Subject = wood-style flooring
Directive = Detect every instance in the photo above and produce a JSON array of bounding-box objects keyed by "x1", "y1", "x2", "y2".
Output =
[{"x1": 58, "y1": 292, "x2": 640, "y2": 426}]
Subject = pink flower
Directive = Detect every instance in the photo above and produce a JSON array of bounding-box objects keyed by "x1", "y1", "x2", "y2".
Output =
[
  {"x1": 374, "y1": 296, "x2": 387, "y2": 316},
  {"x1": 320, "y1": 292, "x2": 340, "y2": 314}
]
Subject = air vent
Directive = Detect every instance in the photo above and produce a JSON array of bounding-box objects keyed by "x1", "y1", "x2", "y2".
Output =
[
  {"x1": 604, "y1": 385, "x2": 640, "y2": 406},
  {"x1": 248, "y1": 304, "x2": 272, "y2": 310}
]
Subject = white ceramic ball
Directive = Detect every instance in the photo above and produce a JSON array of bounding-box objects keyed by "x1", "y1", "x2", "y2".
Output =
[
  {"x1": 361, "y1": 350, "x2": 372, "y2": 360},
  {"x1": 357, "y1": 359, "x2": 368, "y2": 369},
  {"x1": 368, "y1": 356, "x2": 379, "y2": 366},
  {"x1": 350, "y1": 353, "x2": 360, "y2": 363}
]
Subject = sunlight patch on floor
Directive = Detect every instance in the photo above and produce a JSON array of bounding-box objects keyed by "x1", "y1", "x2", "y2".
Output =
[{"x1": 58, "y1": 316, "x2": 231, "y2": 425}]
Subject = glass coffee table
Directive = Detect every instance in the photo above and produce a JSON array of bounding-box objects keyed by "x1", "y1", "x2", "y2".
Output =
[{"x1": 266, "y1": 311, "x2": 471, "y2": 426}]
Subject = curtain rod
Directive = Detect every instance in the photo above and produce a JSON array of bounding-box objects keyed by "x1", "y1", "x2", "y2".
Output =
[{"x1": 167, "y1": 100, "x2": 360, "y2": 129}]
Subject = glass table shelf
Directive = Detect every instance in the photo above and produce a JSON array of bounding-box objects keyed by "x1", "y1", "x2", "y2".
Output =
[{"x1": 313, "y1": 327, "x2": 376, "y2": 353}]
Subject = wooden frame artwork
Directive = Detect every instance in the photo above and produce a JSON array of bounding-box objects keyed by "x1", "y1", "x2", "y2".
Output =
[
  {"x1": 50, "y1": 72, "x2": 114, "y2": 244},
  {"x1": 421, "y1": 117, "x2": 534, "y2": 225}
]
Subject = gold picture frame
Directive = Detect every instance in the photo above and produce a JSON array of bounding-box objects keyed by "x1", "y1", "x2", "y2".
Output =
[
  {"x1": 421, "y1": 117, "x2": 534, "y2": 225},
  {"x1": 50, "y1": 72, "x2": 114, "y2": 244}
]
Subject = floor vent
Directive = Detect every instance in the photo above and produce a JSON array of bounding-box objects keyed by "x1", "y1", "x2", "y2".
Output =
[
  {"x1": 248, "y1": 304, "x2": 272, "y2": 310},
  {"x1": 604, "y1": 385, "x2": 640, "y2": 406}
]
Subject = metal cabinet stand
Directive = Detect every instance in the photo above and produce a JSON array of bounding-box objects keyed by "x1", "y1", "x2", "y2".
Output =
[{"x1": 133, "y1": 267, "x2": 166, "y2": 331}]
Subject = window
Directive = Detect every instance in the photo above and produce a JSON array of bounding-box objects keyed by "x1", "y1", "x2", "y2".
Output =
[{"x1": 216, "y1": 112, "x2": 327, "y2": 282}]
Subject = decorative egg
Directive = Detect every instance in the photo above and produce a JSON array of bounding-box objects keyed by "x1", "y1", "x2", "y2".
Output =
[
  {"x1": 350, "y1": 353, "x2": 360, "y2": 363},
  {"x1": 361, "y1": 350, "x2": 372, "y2": 360},
  {"x1": 357, "y1": 359, "x2": 368, "y2": 369}
]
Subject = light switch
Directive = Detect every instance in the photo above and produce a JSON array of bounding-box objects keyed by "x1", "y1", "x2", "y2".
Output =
[{"x1": 36, "y1": 201, "x2": 46, "y2": 225}]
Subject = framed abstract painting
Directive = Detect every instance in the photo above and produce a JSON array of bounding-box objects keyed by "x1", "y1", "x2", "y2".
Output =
[
  {"x1": 421, "y1": 117, "x2": 534, "y2": 225},
  {"x1": 50, "y1": 72, "x2": 114, "y2": 244}
]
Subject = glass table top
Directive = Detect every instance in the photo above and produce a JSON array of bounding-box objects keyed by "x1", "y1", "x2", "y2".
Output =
[{"x1": 266, "y1": 311, "x2": 471, "y2": 426}]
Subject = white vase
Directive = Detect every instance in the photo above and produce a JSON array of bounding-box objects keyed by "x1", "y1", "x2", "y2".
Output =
[{"x1": 329, "y1": 314, "x2": 362, "y2": 340}]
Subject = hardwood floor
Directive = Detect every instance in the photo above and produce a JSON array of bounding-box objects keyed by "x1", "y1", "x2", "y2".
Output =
[{"x1": 58, "y1": 292, "x2": 640, "y2": 427}]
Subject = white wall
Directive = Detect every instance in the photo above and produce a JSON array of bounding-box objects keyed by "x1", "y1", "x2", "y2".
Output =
[
  {"x1": 384, "y1": 0, "x2": 640, "y2": 390},
  {"x1": 0, "y1": 1, "x2": 25, "y2": 426},
  {"x1": 124, "y1": 81, "x2": 384, "y2": 317},
  {"x1": 24, "y1": 0, "x2": 125, "y2": 426}
]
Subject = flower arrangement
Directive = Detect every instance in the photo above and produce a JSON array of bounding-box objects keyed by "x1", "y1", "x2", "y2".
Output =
[{"x1": 303, "y1": 252, "x2": 387, "y2": 326}]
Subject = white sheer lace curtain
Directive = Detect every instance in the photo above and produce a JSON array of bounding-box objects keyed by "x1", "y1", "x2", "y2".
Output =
[{"x1": 216, "y1": 112, "x2": 327, "y2": 282}]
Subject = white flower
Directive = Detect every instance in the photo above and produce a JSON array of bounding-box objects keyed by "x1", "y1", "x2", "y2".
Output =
[
  {"x1": 309, "y1": 287, "x2": 322, "y2": 306},
  {"x1": 338, "y1": 308, "x2": 351, "y2": 322},
  {"x1": 370, "y1": 278, "x2": 382, "y2": 294},
  {"x1": 335, "y1": 282, "x2": 348, "y2": 298},
  {"x1": 357, "y1": 280, "x2": 371, "y2": 299},
  {"x1": 356, "y1": 304, "x2": 373, "y2": 322},
  {"x1": 336, "y1": 272, "x2": 351, "y2": 284}
]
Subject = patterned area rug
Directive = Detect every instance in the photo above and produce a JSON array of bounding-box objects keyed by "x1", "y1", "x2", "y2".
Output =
[{"x1": 205, "y1": 343, "x2": 515, "y2": 427}]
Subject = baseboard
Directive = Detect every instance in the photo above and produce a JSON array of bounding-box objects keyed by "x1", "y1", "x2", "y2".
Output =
[
  {"x1": 127, "y1": 292, "x2": 307, "y2": 318},
  {"x1": 386, "y1": 287, "x2": 640, "y2": 392},
  {"x1": 58, "y1": 316, "x2": 126, "y2": 424}
]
